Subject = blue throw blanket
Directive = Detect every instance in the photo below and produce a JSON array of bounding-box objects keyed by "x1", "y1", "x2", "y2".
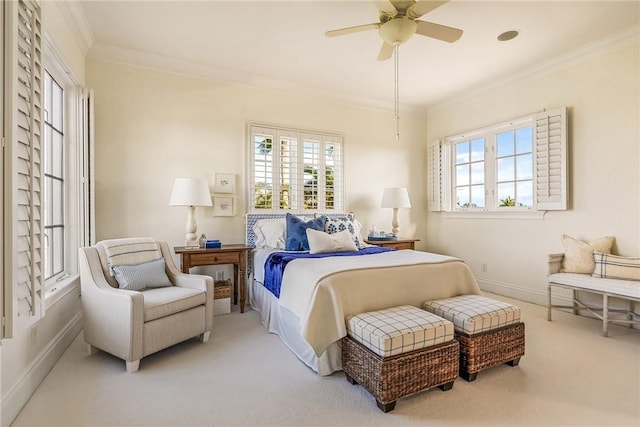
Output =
[{"x1": 263, "y1": 246, "x2": 392, "y2": 298}]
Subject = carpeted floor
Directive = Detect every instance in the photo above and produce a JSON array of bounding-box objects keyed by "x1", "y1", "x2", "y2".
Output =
[{"x1": 11, "y1": 294, "x2": 640, "y2": 427}]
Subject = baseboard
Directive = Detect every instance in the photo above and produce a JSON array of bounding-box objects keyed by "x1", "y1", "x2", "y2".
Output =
[
  {"x1": 476, "y1": 277, "x2": 550, "y2": 306},
  {"x1": 1, "y1": 312, "x2": 83, "y2": 427}
]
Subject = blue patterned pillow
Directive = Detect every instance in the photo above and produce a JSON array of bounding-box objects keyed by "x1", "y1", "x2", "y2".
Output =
[
  {"x1": 324, "y1": 213, "x2": 364, "y2": 249},
  {"x1": 285, "y1": 214, "x2": 326, "y2": 251},
  {"x1": 112, "y1": 258, "x2": 173, "y2": 291}
]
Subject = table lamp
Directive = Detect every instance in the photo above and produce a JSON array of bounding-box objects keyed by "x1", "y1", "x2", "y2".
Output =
[
  {"x1": 381, "y1": 187, "x2": 411, "y2": 236},
  {"x1": 169, "y1": 177, "x2": 212, "y2": 247}
]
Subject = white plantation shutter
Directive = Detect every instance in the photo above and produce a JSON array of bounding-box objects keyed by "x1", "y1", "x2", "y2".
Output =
[
  {"x1": 249, "y1": 123, "x2": 343, "y2": 213},
  {"x1": 428, "y1": 140, "x2": 450, "y2": 212},
  {"x1": 4, "y1": 0, "x2": 44, "y2": 333},
  {"x1": 535, "y1": 108, "x2": 567, "y2": 210}
]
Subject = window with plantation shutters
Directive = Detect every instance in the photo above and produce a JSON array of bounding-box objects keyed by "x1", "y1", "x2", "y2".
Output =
[
  {"x1": 249, "y1": 124, "x2": 344, "y2": 213},
  {"x1": 3, "y1": 0, "x2": 44, "y2": 335},
  {"x1": 535, "y1": 108, "x2": 567, "y2": 210},
  {"x1": 429, "y1": 108, "x2": 567, "y2": 216}
]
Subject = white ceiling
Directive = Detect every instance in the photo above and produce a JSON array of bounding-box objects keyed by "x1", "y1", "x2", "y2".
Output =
[{"x1": 78, "y1": 1, "x2": 640, "y2": 112}]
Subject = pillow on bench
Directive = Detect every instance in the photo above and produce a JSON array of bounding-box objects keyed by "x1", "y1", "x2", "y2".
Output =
[
  {"x1": 560, "y1": 234, "x2": 614, "y2": 274},
  {"x1": 592, "y1": 252, "x2": 640, "y2": 281}
]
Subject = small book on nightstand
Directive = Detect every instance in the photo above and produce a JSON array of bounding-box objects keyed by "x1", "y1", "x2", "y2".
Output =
[{"x1": 205, "y1": 239, "x2": 221, "y2": 249}]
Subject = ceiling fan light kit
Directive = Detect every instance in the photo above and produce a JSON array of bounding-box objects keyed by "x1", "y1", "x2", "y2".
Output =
[{"x1": 379, "y1": 18, "x2": 417, "y2": 45}]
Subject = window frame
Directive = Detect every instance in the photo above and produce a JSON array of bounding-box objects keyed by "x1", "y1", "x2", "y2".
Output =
[
  {"x1": 247, "y1": 123, "x2": 345, "y2": 214},
  {"x1": 429, "y1": 108, "x2": 567, "y2": 218}
]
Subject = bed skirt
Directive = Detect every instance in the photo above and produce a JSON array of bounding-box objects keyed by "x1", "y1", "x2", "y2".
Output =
[{"x1": 249, "y1": 275, "x2": 342, "y2": 376}]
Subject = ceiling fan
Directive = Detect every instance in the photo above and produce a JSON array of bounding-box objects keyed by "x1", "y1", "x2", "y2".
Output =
[{"x1": 325, "y1": 0, "x2": 463, "y2": 60}]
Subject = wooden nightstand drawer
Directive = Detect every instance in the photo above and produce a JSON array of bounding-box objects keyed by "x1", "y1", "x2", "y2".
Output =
[
  {"x1": 190, "y1": 252, "x2": 240, "y2": 265},
  {"x1": 385, "y1": 242, "x2": 414, "y2": 250},
  {"x1": 365, "y1": 238, "x2": 419, "y2": 250}
]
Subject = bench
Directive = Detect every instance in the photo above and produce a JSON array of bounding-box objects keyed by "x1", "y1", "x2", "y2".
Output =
[{"x1": 547, "y1": 253, "x2": 640, "y2": 336}]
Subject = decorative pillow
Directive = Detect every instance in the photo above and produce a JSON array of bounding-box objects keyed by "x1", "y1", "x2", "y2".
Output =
[
  {"x1": 306, "y1": 228, "x2": 358, "y2": 254},
  {"x1": 253, "y1": 218, "x2": 287, "y2": 249},
  {"x1": 560, "y1": 234, "x2": 615, "y2": 274},
  {"x1": 285, "y1": 214, "x2": 326, "y2": 251},
  {"x1": 112, "y1": 258, "x2": 173, "y2": 291},
  {"x1": 592, "y1": 252, "x2": 640, "y2": 281},
  {"x1": 323, "y1": 213, "x2": 365, "y2": 249}
]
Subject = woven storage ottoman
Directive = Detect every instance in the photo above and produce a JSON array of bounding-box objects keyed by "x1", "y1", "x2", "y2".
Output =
[
  {"x1": 424, "y1": 294, "x2": 525, "y2": 382},
  {"x1": 342, "y1": 305, "x2": 459, "y2": 413}
]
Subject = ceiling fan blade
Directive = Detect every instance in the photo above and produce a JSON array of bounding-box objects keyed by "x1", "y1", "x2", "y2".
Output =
[
  {"x1": 407, "y1": 0, "x2": 449, "y2": 19},
  {"x1": 325, "y1": 23, "x2": 380, "y2": 37},
  {"x1": 374, "y1": 0, "x2": 397, "y2": 15},
  {"x1": 377, "y1": 42, "x2": 394, "y2": 61},
  {"x1": 415, "y1": 20, "x2": 463, "y2": 43}
]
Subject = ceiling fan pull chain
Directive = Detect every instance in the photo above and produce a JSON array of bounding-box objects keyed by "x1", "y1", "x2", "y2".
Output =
[{"x1": 395, "y1": 43, "x2": 400, "y2": 141}]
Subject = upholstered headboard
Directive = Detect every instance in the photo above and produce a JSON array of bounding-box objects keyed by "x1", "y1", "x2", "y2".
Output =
[{"x1": 245, "y1": 213, "x2": 353, "y2": 248}]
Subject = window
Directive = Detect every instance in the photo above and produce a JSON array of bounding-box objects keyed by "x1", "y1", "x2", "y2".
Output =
[
  {"x1": 249, "y1": 124, "x2": 344, "y2": 213},
  {"x1": 429, "y1": 108, "x2": 567, "y2": 215},
  {"x1": 43, "y1": 70, "x2": 65, "y2": 280}
]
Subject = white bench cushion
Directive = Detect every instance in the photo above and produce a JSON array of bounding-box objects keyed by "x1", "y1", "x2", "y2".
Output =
[
  {"x1": 549, "y1": 272, "x2": 640, "y2": 298},
  {"x1": 346, "y1": 305, "x2": 454, "y2": 358},
  {"x1": 424, "y1": 295, "x2": 521, "y2": 335}
]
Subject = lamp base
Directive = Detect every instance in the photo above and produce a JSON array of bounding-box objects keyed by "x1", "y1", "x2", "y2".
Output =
[{"x1": 185, "y1": 239, "x2": 199, "y2": 248}]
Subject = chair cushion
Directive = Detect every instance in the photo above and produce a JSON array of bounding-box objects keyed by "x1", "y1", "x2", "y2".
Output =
[
  {"x1": 98, "y1": 237, "x2": 162, "y2": 277},
  {"x1": 346, "y1": 305, "x2": 454, "y2": 358},
  {"x1": 143, "y1": 286, "x2": 206, "y2": 322},
  {"x1": 424, "y1": 295, "x2": 521, "y2": 335}
]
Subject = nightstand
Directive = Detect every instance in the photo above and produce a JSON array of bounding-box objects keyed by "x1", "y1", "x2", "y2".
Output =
[
  {"x1": 174, "y1": 245, "x2": 251, "y2": 313},
  {"x1": 364, "y1": 238, "x2": 419, "y2": 250}
]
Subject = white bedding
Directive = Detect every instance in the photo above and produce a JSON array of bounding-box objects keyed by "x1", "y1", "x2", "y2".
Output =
[{"x1": 253, "y1": 248, "x2": 482, "y2": 358}]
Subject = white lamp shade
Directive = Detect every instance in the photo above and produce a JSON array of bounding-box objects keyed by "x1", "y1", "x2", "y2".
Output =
[
  {"x1": 381, "y1": 187, "x2": 411, "y2": 208},
  {"x1": 169, "y1": 178, "x2": 213, "y2": 207}
]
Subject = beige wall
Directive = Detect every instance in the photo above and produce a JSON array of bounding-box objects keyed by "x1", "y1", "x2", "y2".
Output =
[
  {"x1": 425, "y1": 42, "x2": 640, "y2": 304},
  {"x1": 86, "y1": 60, "x2": 428, "y2": 256}
]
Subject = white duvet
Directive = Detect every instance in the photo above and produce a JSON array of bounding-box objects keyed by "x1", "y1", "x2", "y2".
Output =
[{"x1": 257, "y1": 249, "x2": 482, "y2": 357}]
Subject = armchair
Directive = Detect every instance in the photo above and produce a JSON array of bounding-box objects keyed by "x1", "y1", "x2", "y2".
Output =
[{"x1": 79, "y1": 238, "x2": 213, "y2": 372}]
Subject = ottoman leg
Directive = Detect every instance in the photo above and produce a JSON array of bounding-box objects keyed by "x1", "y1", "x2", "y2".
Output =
[
  {"x1": 461, "y1": 371, "x2": 478, "y2": 382},
  {"x1": 376, "y1": 400, "x2": 396, "y2": 413},
  {"x1": 345, "y1": 373, "x2": 357, "y2": 385},
  {"x1": 506, "y1": 357, "x2": 521, "y2": 367},
  {"x1": 438, "y1": 381, "x2": 454, "y2": 391}
]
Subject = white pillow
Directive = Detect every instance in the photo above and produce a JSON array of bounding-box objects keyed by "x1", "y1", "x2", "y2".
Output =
[
  {"x1": 306, "y1": 228, "x2": 357, "y2": 254},
  {"x1": 253, "y1": 217, "x2": 310, "y2": 249},
  {"x1": 560, "y1": 234, "x2": 615, "y2": 274}
]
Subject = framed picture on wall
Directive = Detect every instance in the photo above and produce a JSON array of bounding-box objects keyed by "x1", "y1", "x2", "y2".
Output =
[
  {"x1": 213, "y1": 197, "x2": 234, "y2": 216},
  {"x1": 214, "y1": 173, "x2": 234, "y2": 193}
]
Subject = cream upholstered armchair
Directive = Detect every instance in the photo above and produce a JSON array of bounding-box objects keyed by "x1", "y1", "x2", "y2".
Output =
[{"x1": 79, "y1": 237, "x2": 213, "y2": 373}]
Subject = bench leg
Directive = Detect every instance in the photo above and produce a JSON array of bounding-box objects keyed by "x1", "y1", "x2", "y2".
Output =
[
  {"x1": 438, "y1": 381, "x2": 454, "y2": 391},
  {"x1": 506, "y1": 357, "x2": 521, "y2": 367},
  {"x1": 547, "y1": 284, "x2": 552, "y2": 321},
  {"x1": 460, "y1": 371, "x2": 477, "y2": 382},
  {"x1": 573, "y1": 290, "x2": 579, "y2": 315},
  {"x1": 602, "y1": 294, "x2": 609, "y2": 337}
]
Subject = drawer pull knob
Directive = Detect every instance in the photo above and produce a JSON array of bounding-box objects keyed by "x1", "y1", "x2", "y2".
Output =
[{"x1": 213, "y1": 257, "x2": 218, "y2": 262}]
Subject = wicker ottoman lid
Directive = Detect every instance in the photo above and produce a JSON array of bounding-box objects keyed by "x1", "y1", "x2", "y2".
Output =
[
  {"x1": 346, "y1": 305, "x2": 454, "y2": 358},
  {"x1": 424, "y1": 294, "x2": 521, "y2": 335}
]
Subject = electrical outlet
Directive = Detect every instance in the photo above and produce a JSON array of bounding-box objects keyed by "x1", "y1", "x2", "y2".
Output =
[{"x1": 481, "y1": 264, "x2": 488, "y2": 273}]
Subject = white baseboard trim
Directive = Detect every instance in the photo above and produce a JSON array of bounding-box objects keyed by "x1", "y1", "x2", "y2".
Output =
[{"x1": 1, "y1": 312, "x2": 83, "y2": 427}]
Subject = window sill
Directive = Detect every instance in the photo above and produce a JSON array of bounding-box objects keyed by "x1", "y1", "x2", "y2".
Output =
[
  {"x1": 443, "y1": 210, "x2": 546, "y2": 220},
  {"x1": 45, "y1": 274, "x2": 80, "y2": 309}
]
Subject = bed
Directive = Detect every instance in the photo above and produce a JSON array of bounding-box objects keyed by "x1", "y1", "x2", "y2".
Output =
[{"x1": 246, "y1": 213, "x2": 481, "y2": 376}]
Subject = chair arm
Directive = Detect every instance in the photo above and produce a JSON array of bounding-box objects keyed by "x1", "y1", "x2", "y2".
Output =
[
  {"x1": 548, "y1": 253, "x2": 564, "y2": 275},
  {"x1": 79, "y1": 247, "x2": 145, "y2": 361}
]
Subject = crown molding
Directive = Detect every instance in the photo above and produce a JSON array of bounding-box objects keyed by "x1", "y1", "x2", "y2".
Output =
[
  {"x1": 55, "y1": 0, "x2": 95, "y2": 56},
  {"x1": 86, "y1": 42, "x2": 426, "y2": 115},
  {"x1": 428, "y1": 24, "x2": 640, "y2": 113}
]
